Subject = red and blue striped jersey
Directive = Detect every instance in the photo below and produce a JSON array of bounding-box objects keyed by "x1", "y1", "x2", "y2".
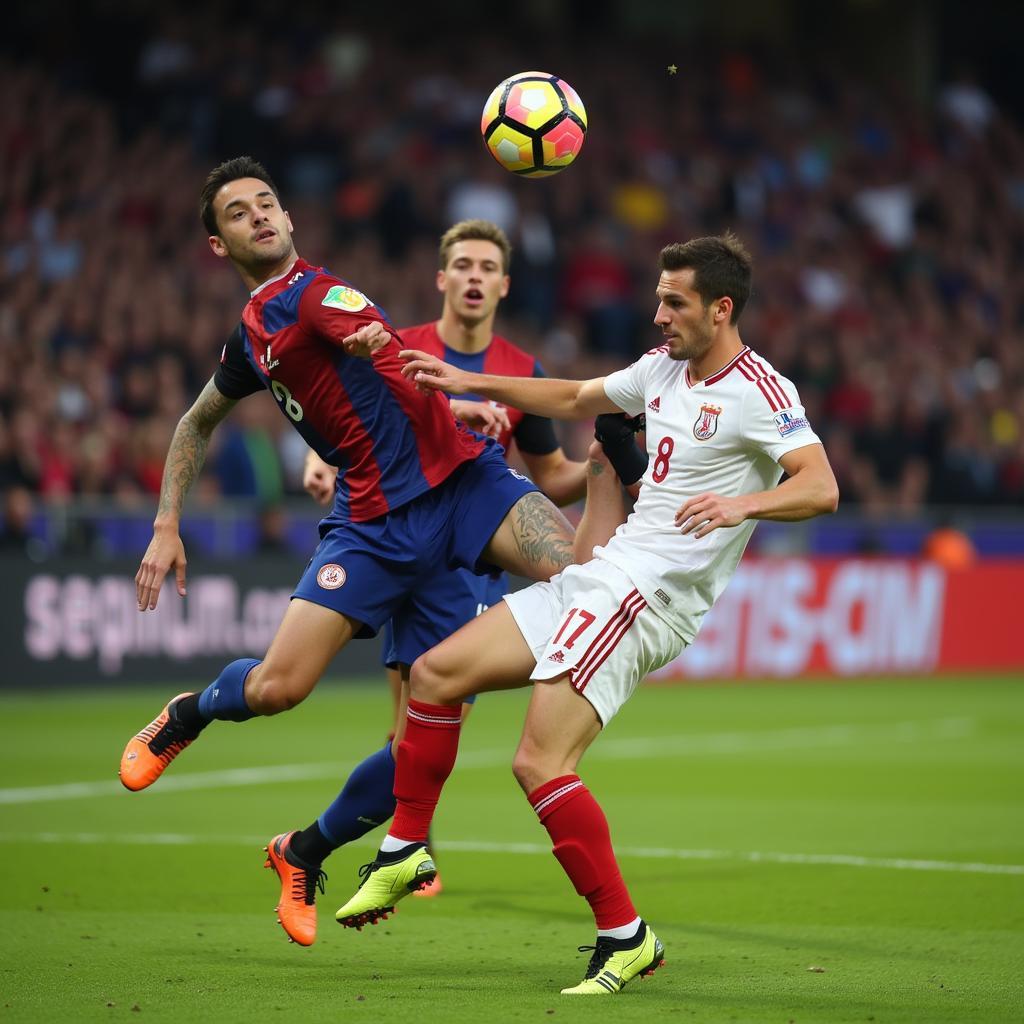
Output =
[
  {"x1": 214, "y1": 259, "x2": 484, "y2": 522},
  {"x1": 398, "y1": 322, "x2": 559, "y2": 456}
]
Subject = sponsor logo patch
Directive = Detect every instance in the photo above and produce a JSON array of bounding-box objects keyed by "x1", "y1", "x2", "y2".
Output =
[
  {"x1": 654, "y1": 588, "x2": 671, "y2": 605},
  {"x1": 547, "y1": 650, "x2": 566, "y2": 664},
  {"x1": 321, "y1": 285, "x2": 372, "y2": 312},
  {"x1": 774, "y1": 409, "x2": 810, "y2": 437},
  {"x1": 316, "y1": 563, "x2": 347, "y2": 590},
  {"x1": 648, "y1": 396, "x2": 661, "y2": 413}
]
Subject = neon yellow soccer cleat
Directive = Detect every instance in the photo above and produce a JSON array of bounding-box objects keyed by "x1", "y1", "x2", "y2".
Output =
[
  {"x1": 560, "y1": 921, "x2": 666, "y2": 995},
  {"x1": 335, "y1": 844, "x2": 436, "y2": 929}
]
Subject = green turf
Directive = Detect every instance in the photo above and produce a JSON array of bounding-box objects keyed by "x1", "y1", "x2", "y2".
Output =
[{"x1": 1, "y1": 676, "x2": 1022, "y2": 1022}]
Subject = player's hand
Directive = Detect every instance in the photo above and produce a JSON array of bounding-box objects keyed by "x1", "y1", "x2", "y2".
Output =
[
  {"x1": 342, "y1": 322, "x2": 391, "y2": 358},
  {"x1": 674, "y1": 493, "x2": 751, "y2": 539},
  {"x1": 303, "y1": 452, "x2": 337, "y2": 505},
  {"x1": 400, "y1": 349, "x2": 474, "y2": 395},
  {"x1": 135, "y1": 524, "x2": 187, "y2": 611},
  {"x1": 450, "y1": 399, "x2": 511, "y2": 438}
]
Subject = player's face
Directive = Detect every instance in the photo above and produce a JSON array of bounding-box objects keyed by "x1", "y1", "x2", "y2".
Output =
[
  {"x1": 654, "y1": 269, "x2": 718, "y2": 362},
  {"x1": 208, "y1": 177, "x2": 295, "y2": 268},
  {"x1": 438, "y1": 240, "x2": 510, "y2": 325}
]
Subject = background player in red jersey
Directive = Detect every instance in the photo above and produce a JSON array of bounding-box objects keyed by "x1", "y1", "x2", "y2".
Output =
[
  {"x1": 304, "y1": 219, "x2": 587, "y2": 715},
  {"x1": 117, "y1": 157, "x2": 586, "y2": 946},
  {"x1": 301, "y1": 219, "x2": 589, "y2": 898}
]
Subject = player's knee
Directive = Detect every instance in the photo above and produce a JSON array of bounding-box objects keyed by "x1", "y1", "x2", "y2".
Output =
[
  {"x1": 409, "y1": 650, "x2": 460, "y2": 704},
  {"x1": 511, "y1": 743, "x2": 549, "y2": 794},
  {"x1": 244, "y1": 669, "x2": 309, "y2": 716}
]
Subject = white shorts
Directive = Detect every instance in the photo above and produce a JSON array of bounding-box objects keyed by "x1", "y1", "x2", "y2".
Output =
[{"x1": 503, "y1": 558, "x2": 687, "y2": 725}]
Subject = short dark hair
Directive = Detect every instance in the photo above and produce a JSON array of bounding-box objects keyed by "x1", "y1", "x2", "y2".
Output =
[
  {"x1": 439, "y1": 219, "x2": 512, "y2": 274},
  {"x1": 200, "y1": 156, "x2": 280, "y2": 235},
  {"x1": 658, "y1": 232, "x2": 753, "y2": 323}
]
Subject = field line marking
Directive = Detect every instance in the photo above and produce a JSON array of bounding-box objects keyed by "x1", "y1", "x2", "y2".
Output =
[
  {"x1": 0, "y1": 716, "x2": 975, "y2": 805},
  {"x1": 0, "y1": 830, "x2": 1020, "y2": 876}
]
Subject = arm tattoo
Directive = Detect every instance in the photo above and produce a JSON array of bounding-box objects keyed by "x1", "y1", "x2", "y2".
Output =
[
  {"x1": 512, "y1": 491, "x2": 574, "y2": 574},
  {"x1": 157, "y1": 379, "x2": 237, "y2": 518},
  {"x1": 589, "y1": 459, "x2": 605, "y2": 476}
]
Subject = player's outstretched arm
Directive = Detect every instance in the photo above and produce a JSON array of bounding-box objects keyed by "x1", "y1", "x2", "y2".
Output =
[
  {"x1": 675, "y1": 443, "x2": 839, "y2": 539},
  {"x1": 136, "y1": 377, "x2": 238, "y2": 611},
  {"x1": 400, "y1": 349, "x2": 621, "y2": 420},
  {"x1": 520, "y1": 449, "x2": 588, "y2": 506},
  {"x1": 574, "y1": 442, "x2": 630, "y2": 562}
]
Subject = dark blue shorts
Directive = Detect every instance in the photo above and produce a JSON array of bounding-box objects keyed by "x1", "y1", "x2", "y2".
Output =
[
  {"x1": 379, "y1": 569, "x2": 510, "y2": 703},
  {"x1": 293, "y1": 443, "x2": 536, "y2": 662}
]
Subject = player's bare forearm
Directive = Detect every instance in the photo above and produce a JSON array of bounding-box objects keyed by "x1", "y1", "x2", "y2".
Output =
[
  {"x1": 675, "y1": 444, "x2": 838, "y2": 538},
  {"x1": 402, "y1": 350, "x2": 618, "y2": 419},
  {"x1": 574, "y1": 443, "x2": 629, "y2": 561},
  {"x1": 742, "y1": 469, "x2": 840, "y2": 522},
  {"x1": 155, "y1": 379, "x2": 237, "y2": 526},
  {"x1": 522, "y1": 450, "x2": 588, "y2": 506}
]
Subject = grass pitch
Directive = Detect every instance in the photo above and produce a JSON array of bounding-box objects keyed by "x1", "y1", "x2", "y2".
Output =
[{"x1": 1, "y1": 675, "x2": 1022, "y2": 1023}]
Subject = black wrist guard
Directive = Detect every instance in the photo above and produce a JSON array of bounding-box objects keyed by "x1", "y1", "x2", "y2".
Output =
[{"x1": 594, "y1": 412, "x2": 648, "y2": 486}]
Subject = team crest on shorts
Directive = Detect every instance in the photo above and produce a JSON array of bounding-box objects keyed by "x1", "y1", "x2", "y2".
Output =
[
  {"x1": 316, "y1": 563, "x2": 347, "y2": 589},
  {"x1": 693, "y1": 403, "x2": 722, "y2": 440}
]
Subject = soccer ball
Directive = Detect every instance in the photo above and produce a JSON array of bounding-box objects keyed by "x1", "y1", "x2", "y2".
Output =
[{"x1": 480, "y1": 72, "x2": 587, "y2": 178}]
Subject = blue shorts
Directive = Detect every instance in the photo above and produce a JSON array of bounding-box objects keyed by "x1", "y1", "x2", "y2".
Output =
[
  {"x1": 293, "y1": 444, "x2": 536, "y2": 662},
  {"x1": 380, "y1": 569, "x2": 510, "y2": 703}
]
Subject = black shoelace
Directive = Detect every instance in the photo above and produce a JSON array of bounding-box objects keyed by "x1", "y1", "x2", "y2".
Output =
[
  {"x1": 355, "y1": 860, "x2": 379, "y2": 890},
  {"x1": 147, "y1": 716, "x2": 198, "y2": 755},
  {"x1": 576, "y1": 937, "x2": 618, "y2": 979},
  {"x1": 293, "y1": 865, "x2": 327, "y2": 906}
]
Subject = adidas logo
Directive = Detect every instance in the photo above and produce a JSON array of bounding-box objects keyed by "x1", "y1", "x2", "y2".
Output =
[
  {"x1": 548, "y1": 650, "x2": 566, "y2": 663},
  {"x1": 648, "y1": 397, "x2": 661, "y2": 412}
]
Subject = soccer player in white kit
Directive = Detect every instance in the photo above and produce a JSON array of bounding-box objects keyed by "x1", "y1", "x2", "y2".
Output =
[{"x1": 334, "y1": 234, "x2": 840, "y2": 995}]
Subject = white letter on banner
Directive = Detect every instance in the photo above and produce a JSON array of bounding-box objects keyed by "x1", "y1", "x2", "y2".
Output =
[
  {"x1": 96, "y1": 577, "x2": 136, "y2": 675},
  {"x1": 24, "y1": 576, "x2": 61, "y2": 660},
  {"x1": 823, "y1": 563, "x2": 876, "y2": 675},
  {"x1": 63, "y1": 576, "x2": 95, "y2": 660},
  {"x1": 883, "y1": 564, "x2": 945, "y2": 670},
  {"x1": 747, "y1": 560, "x2": 817, "y2": 676}
]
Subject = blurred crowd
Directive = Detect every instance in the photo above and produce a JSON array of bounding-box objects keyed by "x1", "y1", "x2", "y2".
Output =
[{"x1": 2, "y1": 11, "x2": 1024, "y2": 557}]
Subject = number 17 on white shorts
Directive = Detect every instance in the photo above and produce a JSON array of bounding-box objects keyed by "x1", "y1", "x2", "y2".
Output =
[{"x1": 503, "y1": 559, "x2": 686, "y2": 726}]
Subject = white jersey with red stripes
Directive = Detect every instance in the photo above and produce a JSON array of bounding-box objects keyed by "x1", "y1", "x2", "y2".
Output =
[{"x1": 597, "y1": 343, "x2": 821, "y2": 644}]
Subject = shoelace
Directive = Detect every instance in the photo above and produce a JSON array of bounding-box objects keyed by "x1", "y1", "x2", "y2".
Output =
[
  {"x1": 355, "y1": 860, "x2": 380, "y2": 890},
  {"x1": 576, "y1": 937, "x2": 617, "y2": 979},
  {"x1": 147, "y1": 714, "x2": 198, "y2": 756},
  {"x1": 290, "y1": 865, "x2": 327, "y2": 906}
]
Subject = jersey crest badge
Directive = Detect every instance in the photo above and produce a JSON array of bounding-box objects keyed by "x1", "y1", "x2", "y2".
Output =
[
  {"x1": 322, "y1": 285, "x2": 373, "y2": 313},
  {"x1": 693, "y1": 403, "x2": 722, "y2": 441}
]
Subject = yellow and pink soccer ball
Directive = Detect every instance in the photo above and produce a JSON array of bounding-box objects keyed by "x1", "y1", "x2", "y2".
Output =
[{"x1": 480, "y1": 72, "x2": 587, "y2": 178}]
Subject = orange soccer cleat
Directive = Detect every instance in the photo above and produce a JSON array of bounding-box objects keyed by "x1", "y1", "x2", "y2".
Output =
[
  {"x1": 118, "y1": 692, "x2": 200, "y2": 791},
  {"x1": 264, "y1": 832, "x2": 327, "y2": 946}
]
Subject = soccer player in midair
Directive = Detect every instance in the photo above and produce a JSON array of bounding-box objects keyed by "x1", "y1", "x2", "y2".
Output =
[{"x1": 119, "y1": 158, "x2": 608, "y2": 944}]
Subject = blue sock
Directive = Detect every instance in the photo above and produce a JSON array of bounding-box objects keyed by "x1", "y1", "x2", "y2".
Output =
[
  {"x1": 197, "y1": 658, "x2": 260, "y2": 722},
  {"x1": 317, "y1": 741, "x2": 397, "y2": 848}
]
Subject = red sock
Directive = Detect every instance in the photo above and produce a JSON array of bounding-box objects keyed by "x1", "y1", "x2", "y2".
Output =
[
  {"x1": 389, "y1": 699, "x2": 462, "y2": 843},
  {"x1": 528, "y1": 774, "x2": 637, "y2": 929}
]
